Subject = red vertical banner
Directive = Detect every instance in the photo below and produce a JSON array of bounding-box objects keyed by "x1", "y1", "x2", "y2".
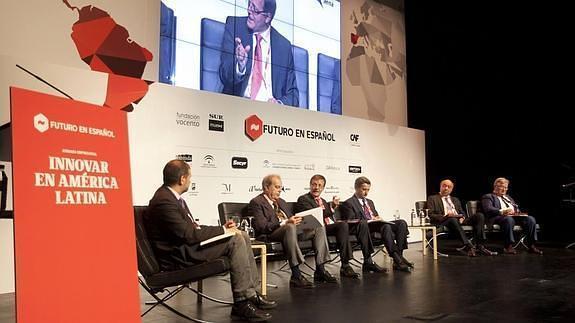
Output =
[{"x1": 10, "y1": 87, "x2": 140, "y2": 323}]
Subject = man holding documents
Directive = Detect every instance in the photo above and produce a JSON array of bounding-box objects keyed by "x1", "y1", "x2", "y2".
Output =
[
  {"x1": 294, "y1": 174, "x2": 368, "y2": 279},
  {"x1": 340, "y1": 176, "x2": 413, "y2": 272},
  {"x1": 481, "y1": 177, "x2": 542, "y2": 255},
  {"x1": 145, "y1": 160, "x2": 276, "y2": 321},
  {"x1": 427, "y1": 179, "x2": 496, "y2": 257},
  {"x1": 249, "y1": 174, "x2": 335, "y2": 288}
]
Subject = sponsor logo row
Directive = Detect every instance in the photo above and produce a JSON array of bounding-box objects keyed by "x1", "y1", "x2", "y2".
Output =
[
  {"x1": 185, "y1": 181, "x2": 349, "y2": 197},
  {"x1": 175, "y1": 154, "x2": 362, "y2": 173},
  {"x1": 171, "y1": 112, "x2": 361, "y2": 147}
]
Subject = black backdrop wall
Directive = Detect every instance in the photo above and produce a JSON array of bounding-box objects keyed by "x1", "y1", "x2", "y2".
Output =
[{"x1": 404, "y1": 1, "x2": 574, "y2": 241}]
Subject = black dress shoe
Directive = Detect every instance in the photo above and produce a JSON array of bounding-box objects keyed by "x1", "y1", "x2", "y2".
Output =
[
  {"x1": 477, "y1": 245, "x2": 498, "y2": 256},
  {"x1": 340, "y1": 265, "x2": 360, "y2": 279},
  {"x1": 362, "y1": 262, "x2": 388, "y2": 273},
  {"x1": 289, "y1": 275, "x2": 314, "y2": 288},
  {"x1": 231, "y1": 301, "x2": 272, "y2": 322},
  {"x1": 314, "y1": 269, "x2": 338, "y2": 283},
  {"x1": 528, "y1": 246, "x2": 543, "y2": 255},
  {"x1": 459, "y1": 245, "x2": 477, "y2": 257},
  {"x1": 249, "y1": 293, "x2": 278, "y2": 310},
  {"x1": 400, "y1": 255, "x2": 415, "y2": 268},
  {"x1": 393, "y1": 261, "x2": 411, "y2": 272},
  {"x1": 503, "y1": 245, "x2": 517, "y2": 255}
]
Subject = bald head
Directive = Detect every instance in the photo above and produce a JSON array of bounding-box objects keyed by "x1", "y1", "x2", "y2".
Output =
[{"x1": 439, "y1": 179, "x2": 454, "y2": 196}]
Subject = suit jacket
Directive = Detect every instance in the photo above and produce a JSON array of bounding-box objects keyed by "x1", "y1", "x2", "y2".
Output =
[
  {"x1": 426, "y1": 194, "x2": 465, "y2": 224},
  {"x1": 340, "y1": 195, "x2": 379, "y2": 221},
  {"x1": 294, "y1": 193, "x2": 334, "y2": 223},
  {"x1": 481, "y1": 193, "x2": 517, "y2": 219},
  {"x1": 248, "y1": 193, "x2": 292, "y2": 236},
  {"x1": 219, "y1": 16, "x2": 299, "y2": 107},
  {"x1": 144, "y1": 186, "x2": 224, "y2": 269}
]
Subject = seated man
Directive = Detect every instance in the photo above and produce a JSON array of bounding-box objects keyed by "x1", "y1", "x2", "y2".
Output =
[
  {"x1": 427, "y1": 179, "x2": 496, "y2": 257},
  {"x1": 144, "y1": 160, "x2": 276, "y2": 322},
  {"x1": 481, "y1": 177, "x2": 542, "y2": 255},
  {"x1": 340, "y1": 176, "x2": 413, "y2": 272},
  {"x1": 249, "y1": 174, "x2": 336, "y2": 288},
  {"x1": 294, "y1": 174, "x2": 367, "y2": 279}
]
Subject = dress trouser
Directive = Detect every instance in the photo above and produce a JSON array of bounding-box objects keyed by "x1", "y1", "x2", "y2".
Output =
[
  {"x1": 368, "y1": 219, "x2": 409, "y2": 255},
  {"x1": 268, "y1": 223, "x2": 330, "y2": 268},
  {"x1": 325, "y1": 221, "x2": 353, "y2": 264},
  {"x1": 347, "y1": 220, "x2": 374, "y2": 259},
  {"x1": 492, "y1": 215, "x2": 538, "y2": 246},
  {"x1": 188, "y1": 231, "x2": 259, "y2": 302}
]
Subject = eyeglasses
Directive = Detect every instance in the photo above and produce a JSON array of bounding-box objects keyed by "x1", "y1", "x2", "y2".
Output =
[{"x1": 247, "y1": 2, "x2": 268, "y2": 15}]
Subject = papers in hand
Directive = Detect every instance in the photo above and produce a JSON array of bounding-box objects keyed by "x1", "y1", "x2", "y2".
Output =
[
  {"x1": 294, "y1": 207, "x2": 324, "y2": 230},
  {"x1": 199, "y1": 231, "x2": 236, "y2": 247}
]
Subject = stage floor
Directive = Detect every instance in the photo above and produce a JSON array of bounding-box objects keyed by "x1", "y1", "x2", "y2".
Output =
[{"x1": 1, "y1": 241, "x2": 574, "y2": 322}]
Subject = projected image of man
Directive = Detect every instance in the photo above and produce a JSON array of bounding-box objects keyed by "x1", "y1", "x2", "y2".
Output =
[{"x1": 219, "y1": 0, "x2": 299, "y2": 107}]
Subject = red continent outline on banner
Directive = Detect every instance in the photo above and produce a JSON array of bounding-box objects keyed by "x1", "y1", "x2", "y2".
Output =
[{"x1": 10, "y1": 87, "x2": 140, "y2": 323}]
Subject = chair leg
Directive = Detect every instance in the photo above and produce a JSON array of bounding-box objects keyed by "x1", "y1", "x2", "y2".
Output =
[
  {"x1": 513, "y1": 235, "x2": 528, "y2": 249},
  {"x1": 139, "y1": 278, "x2": 212, "y2": 323},
  {"x1": 426, "y1": 233, "x2": 449, "y2": 257},
  {"x1": 187, "y1": 282, "x2": 234, "y2": 305},
  {"x1": 566, "y1": 242, "x2": 575, "y2": 249}
]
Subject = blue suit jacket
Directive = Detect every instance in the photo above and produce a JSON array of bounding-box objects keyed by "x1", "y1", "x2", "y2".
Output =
[
  {"x1": 219, "y1": 16, "x2": 299, "y2": 107},
  {"x1": 340, "y1": 195, "x2": 379, "y2": 221},
  {"x1": 481, "y1": 193, "x2": 517, "y2": 219}
]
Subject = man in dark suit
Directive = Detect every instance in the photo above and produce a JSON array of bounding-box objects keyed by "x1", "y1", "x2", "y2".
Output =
[
  {"x1": 481, "y1": 177, "x2": 542, "y2": 255},
  {"x1": 340, "y1": 176, "x2": 413, "y2": 272},
  {"x1": 219, "y1": 0, "x2": 299, "y2": 107},
  {"x1": 427, "y1": 179, "x2": 496, "y2": 257},
  {"x1": 144, "y1": 160, "x2": 276, "y2": 321},
  {"x1": 249, "y1": 174, "x2": 335, "y2": 288},
  {"x1": 294, "y1": 174, "x2": 365, "y2": 279}
]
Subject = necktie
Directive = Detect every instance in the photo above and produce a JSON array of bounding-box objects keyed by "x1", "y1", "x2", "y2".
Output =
[
  {"x1": 179, "y1": 198, "x2": 198, "y2": 228},
  {"x1": 362, "y1": 198, "x2": 372, "y2": 220},
  {"x1": 501, "y1": 196, "x2": 511, "y2": 208},
  {"x1": 444, "y1": 196, "x2": 455, "y2": 213},
  {"x1": 274, "y1": 201, "x2": 286, "y2": 221},
  {"x1": 250, "y1": 34, "x2": 263, "y2": 99},
  {"x1": 315, "y1": 197, "x2": 325, "y2": 210},
  {"x1": 315, "y1": 197, "x2": 332, "y2": 225}
]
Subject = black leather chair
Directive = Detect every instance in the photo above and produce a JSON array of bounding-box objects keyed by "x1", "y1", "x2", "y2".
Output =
[
  {"x1": 135, "y1": 206, "x2": 231, "y2": 322},
  {"x1": 466, "y1": 200, "x2": 539, "y2": 249},
  {"x1": 217, "y1": 202, "x2": 316, "y2": 275}
]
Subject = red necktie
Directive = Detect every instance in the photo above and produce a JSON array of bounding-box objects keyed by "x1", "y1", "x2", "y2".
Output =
[
  {"x1": 315, "y1": 197, "x2": 325, "y2": 210},
  {"x1": 250, "y1": 34, "x2": 263, "y2": 99},
  {"x1": 362, "y1": 198, "x2": 372, "y2": 220}
]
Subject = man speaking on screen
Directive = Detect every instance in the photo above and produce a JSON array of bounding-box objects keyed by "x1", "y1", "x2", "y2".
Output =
[{"x1": 219, "y1": 0, "x2": 299, "y2": 107}]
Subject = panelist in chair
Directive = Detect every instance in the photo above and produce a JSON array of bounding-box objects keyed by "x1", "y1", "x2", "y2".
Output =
[
  {"x1": 219, "y1": 0, "x2": 299, "y2": 107},
  {"x1": 481, "y1": 177, "x2": 542, "y2": 255},
  {"x1": 426, "y1": 179, "x2": 496, "y2": 257},
  {"x1": 294, "y1": 174, "x2": 373, "y2": 279},
  {"x1": 340, "y1": 176, "x2": 413, "y2": 273},
  {"x1": 249, "y1": 174, "x2": 335, "y2": 288},
  {"x1": 144, "y1": 160, "x2": 276, "y2": 322}
]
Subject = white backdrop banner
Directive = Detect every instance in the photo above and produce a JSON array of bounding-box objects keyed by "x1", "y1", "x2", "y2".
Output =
[{"x1": 129, "y1": 82, "x2": 425, "y2": 226}]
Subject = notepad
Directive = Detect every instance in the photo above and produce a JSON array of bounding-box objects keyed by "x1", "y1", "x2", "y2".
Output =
[{"x1": 199, "y1": 231, "x2": 236, "y2": 247}]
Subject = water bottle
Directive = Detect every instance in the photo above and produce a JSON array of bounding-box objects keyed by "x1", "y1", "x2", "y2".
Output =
[
  {"x1": 240, "y1": 218, "x2": 249, "y2": 231},
  {"x1": 410, "y1": 209, "x2": 416, "y2": 226},
  {"x1": 418, "y1": 209, "x2": 425, "y2": 225},
  {"x1": 393, "y1": 209, "x2": 400, "y2": 221},
  {"x1": 246, "y1": 217, "x2": 255, "y2": 239}
]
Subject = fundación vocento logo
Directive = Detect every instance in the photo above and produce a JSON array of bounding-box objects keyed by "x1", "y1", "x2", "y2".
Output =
[
  {"x1": 245, "y1": 115, "x2": 263, "y2": 141},
  {"x1": 34, "y1": 113, "x2": 49, "y2": 133}
]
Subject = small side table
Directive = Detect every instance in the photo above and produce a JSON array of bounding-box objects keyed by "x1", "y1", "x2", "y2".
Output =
[
  {"x1": 250, "y1": 242, "x2": 267, "y2": 296},
  {"x1": 409, "y1": 225, "x2": 438, "y2": 260}
]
